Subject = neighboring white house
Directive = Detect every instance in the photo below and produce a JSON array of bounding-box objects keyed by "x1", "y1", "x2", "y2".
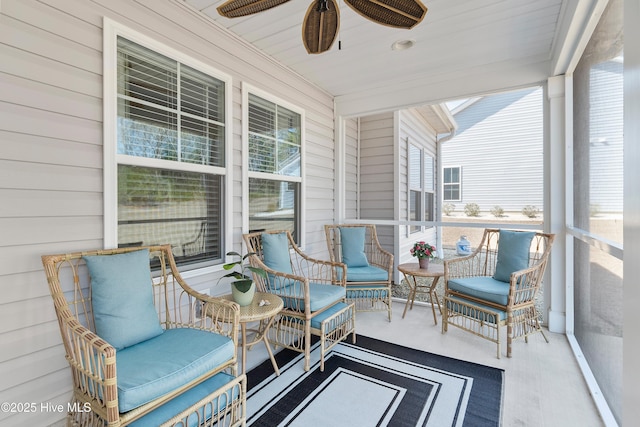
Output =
[
  {"x1": 441, "y1": 86, "x2": 545, "y2": 216},
  {"x1": 441, "y1": 72, "x2": 623, "y2": 217}
]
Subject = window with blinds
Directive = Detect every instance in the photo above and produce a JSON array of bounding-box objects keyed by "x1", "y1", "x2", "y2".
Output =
[
  {"x1": 247, "y1": 93, "x2": 302, "y2": 239},
  {"x1": 116, "y1": 37, "x2": 225, "y2": 267}
]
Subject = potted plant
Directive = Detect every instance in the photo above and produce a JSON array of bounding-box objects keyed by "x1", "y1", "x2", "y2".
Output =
[
  {"x1": 410, "y1": 241, "x2": 437, "y2": 269},
  {"x1": 220, "y1": 250, "x2": 267, "y2": 306}
]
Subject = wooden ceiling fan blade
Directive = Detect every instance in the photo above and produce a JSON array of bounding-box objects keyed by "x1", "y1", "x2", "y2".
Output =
[
  {"x1": 217, "y1": 0, "x2": 291, "y2": 18},
  {"x1": 302, "y1": 0, "x2": 340, "y2": 54},
  {"x1": 344, "y1": 0, "x2": 427, "y2": 29}
]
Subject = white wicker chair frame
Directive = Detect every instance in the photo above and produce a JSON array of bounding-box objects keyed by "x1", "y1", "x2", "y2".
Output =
[
  {"x1": 324, "y1": 224, "x2": 394, "y2": 321},
  {"x1": 42, "y1": 245, "x2": 245, "y2": 427},
  {"x1": 243, "y1": 230, "x2": 356, "y2": 372},
  {"x1": 442, "y1": 229, "x2": 555, "y2": 358}
]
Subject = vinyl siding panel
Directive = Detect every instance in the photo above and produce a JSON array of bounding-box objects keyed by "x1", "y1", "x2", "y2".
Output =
[
  {"x1": 359, "y1": 112, "x2": 394, "y2": 221},
  {"x1": 589, "y1": 61, "x2": 624, "y2": 213},
  {"x1": 0, "y1": 0, "x2": 335, "y2": 424},
  {"x1": 441, "y1": 87, "x2": 544, "y2": 212}
]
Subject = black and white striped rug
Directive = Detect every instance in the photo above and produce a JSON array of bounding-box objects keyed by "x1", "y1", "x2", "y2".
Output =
[{"x1": 246, "y1": 336, "x2": 503, "y2": 427}]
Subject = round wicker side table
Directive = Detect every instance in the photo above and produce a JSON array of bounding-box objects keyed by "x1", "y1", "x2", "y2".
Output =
[
  {"x1": 398, "y1": 263, "x2": 444, "y2": 324},
  {"x1": 221, "y1": 292, "x2": 284, "y2": 376}
]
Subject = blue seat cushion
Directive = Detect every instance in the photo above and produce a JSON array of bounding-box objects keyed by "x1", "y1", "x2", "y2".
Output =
[
  {"x1": 346, "y1": 285, "x2": 389, "y2": 299},
  {"x1": 116, "y1": 328, "x2": 235, "y2": 413},
  {"x1": 339, "y1": 227, "x2": 369, "y2": 267},
  {"x1": 341, "y1": 265, "x2": 389, "y2": 282},
  {"x1": 493, "y1": 230, "x2": 535, "y2": 282},
  {"x1": 281, "y1": 282, "x2": 346, "y2": 312},
  {"x1": 310, "y1": 302, "x2": 351, "y2": 330},
  {"x1": 447, "y1": 296, "x2": 507, "y2": 324},
  {"x1": 448, "y1": 276, "x2": 510, "y2": 306},
  {"x1": 83, "y1": 249, "x2": 163, "y2": 350},
  {"x1": 129, "y1": 373, "x2": 239, "y2": 427}
]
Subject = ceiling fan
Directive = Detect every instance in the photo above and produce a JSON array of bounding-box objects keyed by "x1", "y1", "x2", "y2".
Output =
[{"x1": 216, "y1": 0, "x2": 428, "y2": 54}]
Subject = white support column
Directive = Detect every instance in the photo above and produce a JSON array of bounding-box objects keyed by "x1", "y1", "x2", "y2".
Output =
[{"x1": 546, "y1": 75, "x2": 568, "y2": 333}]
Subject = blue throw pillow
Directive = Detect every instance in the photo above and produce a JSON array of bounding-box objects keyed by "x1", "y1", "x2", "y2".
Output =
[
  {"x1": 262, "y1": 233, "x2": 293, "y2": 274},
  {"x1": 339, "y1": 227, "x2": 369, "y2": 268},
  {"x1": 493, "y1": 230, "x2": 535, "y2": 282},
  {"x1": 84, "y1": 249, "x2": 163, "y2": 350}
]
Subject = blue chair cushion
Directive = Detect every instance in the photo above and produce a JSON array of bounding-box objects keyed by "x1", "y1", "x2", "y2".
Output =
[
  {"x1": 346, "y1": 285, "x2": 389, "y2": 299},
  {"x1": 116, "y1": 328, "x2": 235, "y2": 413},
  {"x1": 493, "y1": 230, "x2": 535, "y2": 282},
  {"x1": 83, "y1": 249, "x2": 163, "y2": 351},
  {"x1": 339, "y1": 227, "x2": 369, "y2": 267},
  {"x1": 310, "y1": 302, "x2": 351, "y2": 330},
  {"x1": 262, "y1": 233, "x2": 292, "y2": 274},
  {"x1": 446, "y1": 296, "x2": 507, "y2": 324},
  {"x1": 448, "y1": 276, "x2": 510, "y2": 306},
  {"x1": 341, "y1": 265, "x2": 389, "y2": 282},
  {"x1": 129, "y1": 373, "x2": 239, "y2": 427},
  {"x1": 281, "y1": 282, "x2": 346, "y2": 312}
]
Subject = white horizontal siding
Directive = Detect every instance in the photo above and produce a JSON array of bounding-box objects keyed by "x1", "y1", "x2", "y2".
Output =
[
  {"x1": 441, "y1": 87, "x2": 544, "y2": 213},
  {"x1": 588, "y1": 61, "x2": 624, "y2": 213},
  {"x1": 0, "y1": 0, "x2": 336, "y2": 424},
  {"x1": 359, "y1": 112, "x2": 394, "y2": 222}
]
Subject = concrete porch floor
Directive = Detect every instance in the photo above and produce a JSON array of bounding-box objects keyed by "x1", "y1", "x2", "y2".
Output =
[{"x1": 243, "y1": 300, "x2": 604, "y2": 427}]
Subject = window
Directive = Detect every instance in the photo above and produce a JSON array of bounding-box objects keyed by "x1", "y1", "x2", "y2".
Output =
[
  {"x1": 443, "y1": 167, "x2": 461, "y2": 201},
  {"x1": 108, "y1": 31, "x2": 229, "y2": 269},
  {"x1": 246, "y1": 90, "x2": 303, "y2": 240},
  {"x1": 424, "y1": 156, "x2": 435, "y2": 223},
  {"x1": 408, "y1": 143, "x2": 435, "y2": 233},
  {"x1": 409, "y1": 144, "x2": 422, "y2": 233}
]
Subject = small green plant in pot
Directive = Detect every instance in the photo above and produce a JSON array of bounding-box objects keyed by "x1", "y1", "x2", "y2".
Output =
[{"x1": 219, "y1": 251, "x2": 267, "y2": 307}]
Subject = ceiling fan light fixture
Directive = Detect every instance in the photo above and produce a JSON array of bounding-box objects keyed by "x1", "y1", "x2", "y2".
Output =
[
  {"x1": 217, "y1": 0, "x2": 428, "y2": 54},
  {"x1": 391, "y1": 39, "x2": 415, "y2": 51}
]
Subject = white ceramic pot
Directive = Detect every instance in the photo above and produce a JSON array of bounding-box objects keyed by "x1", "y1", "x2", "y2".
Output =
[{"x1": 231, "y1": 280, "x2": 256, "y2": 307}]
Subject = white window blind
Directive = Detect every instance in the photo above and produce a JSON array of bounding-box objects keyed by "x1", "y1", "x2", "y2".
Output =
[
  {"x1": 247, "y1": 92, "x2": 302, "y2": 238},
  {"x1": 116, "y1": 37, "x2": 226, "y2": 267}
]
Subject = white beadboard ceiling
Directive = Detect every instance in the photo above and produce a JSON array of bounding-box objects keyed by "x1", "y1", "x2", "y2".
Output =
[{"x1": 183, "y1": 0, "x2": 593, "y2": 116}]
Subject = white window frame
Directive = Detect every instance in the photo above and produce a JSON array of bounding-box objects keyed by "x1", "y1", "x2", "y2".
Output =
[
  {"x1": 408, "y1": 142, "x2": 423, "y2": 234},
  {"x1": 103, "y1": 18, "x2": 233, "y2": 276},
  {"x1": 241, "y1": 83, "x2": 306, "y2": 246},
  {"x1": 443, "y1": 166, "x2": 462, "y2": 202},
  {"x1": 424, "y1": 155, "x2": 435, "y2": 224},
  {"x1": 407, "y1": 142, "x2": 435, "y2": 234}
]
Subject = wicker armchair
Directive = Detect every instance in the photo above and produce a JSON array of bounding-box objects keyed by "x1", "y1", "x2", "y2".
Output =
[
  {"x1": 442, "y1": 229, "x2": 555, "y2": 358},
  {"x1": 41, "y1": 245, "x2": 246, "y2": 427},
  {"x1": 243, "y1": 230, "x2": 356, "y2": 372},
  {"x1": 324, "y1": 224, "x2": 394, "y2": 320}
]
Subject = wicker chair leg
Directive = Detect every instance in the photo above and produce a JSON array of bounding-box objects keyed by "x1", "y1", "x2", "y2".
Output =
[
  {"x1": 497, "y1": 322, "x2": 502, "y2": 359},
  {"x1": 304, "y1": 326, "x2": 311, "y2": 371},
  {"x1": 320, "y1": 333, "x2": 326, "y2": 372}
]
